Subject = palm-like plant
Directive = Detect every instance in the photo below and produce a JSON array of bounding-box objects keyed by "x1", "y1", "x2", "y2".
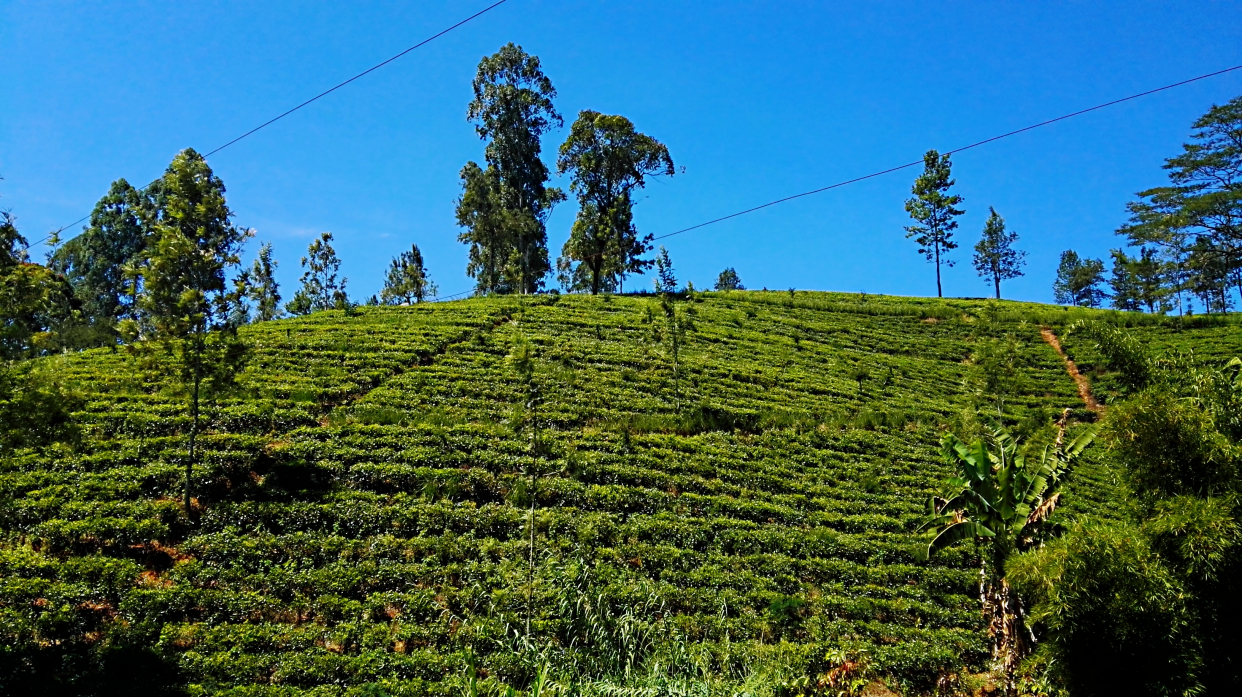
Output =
[{"x1": 923, "y1": 410, "x2": 1095, "y2": 685}]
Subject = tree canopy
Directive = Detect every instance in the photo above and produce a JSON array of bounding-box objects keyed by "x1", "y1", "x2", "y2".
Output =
[
  {"x1": 972, "y1": 207, "x2": 1025, "y2": 299},
  {"x1": 48, "y1": 178, "x2": 157, "y2": 329},
  {"x1": 380, "y1": 243, "x2": 436, "y2": 304},
  {"x1": 1053, "y1": 250, "x2": 1106, "y2": 307},
  {"x1": 556, "y1": 111, "x2": 674, "y2": 294},
  {"x1": 905, "y1": 150, "x2": 964, "y2": 298},
  {"x1": 1117, "y1": 94, "x2": 1242, "y2": 312},
  {"x1": 715, "y1": 267, "x2": 744, "y2": 291},
  {"x1": 287, "y1": 232, "x2": 348, "y2": 315},
  {"x1": 458, "y1": 43, "x2": 565, "y2": 295}
]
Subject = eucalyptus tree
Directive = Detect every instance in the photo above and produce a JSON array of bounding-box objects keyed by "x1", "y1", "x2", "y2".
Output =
[
  {"x1": 131, "y1": 148, "x2": 252, "y2": 517},
  {"x1": 905, "y1": 150, "x2": 964, "y2": 297},
  {"x1": 556, "y1": 111, "x2": 674, "y2": 294},
  {"x1": 380, "y1": 243, "x2": 436, "y2": 304},
  {"x1": 456, "y1": 162, "x2": 510, "y2": 295},
  {"x1": 286, "y1": 232, "x2": 348, "y2": 315},
  {"x1": 972, "y1": 207, "x2": 1026, "y2": 299},
  {"x1": 459, "y1": 43, "x2": 565, "y2": 294}
]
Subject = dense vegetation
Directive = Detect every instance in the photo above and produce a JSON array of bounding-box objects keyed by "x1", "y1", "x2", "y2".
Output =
[
  {"x1": 2, "y1": 290, "x2": 1139, "y2": 696},
  {"x1": 2, "y1": 33, "x2": 1239, "y2": 697}
]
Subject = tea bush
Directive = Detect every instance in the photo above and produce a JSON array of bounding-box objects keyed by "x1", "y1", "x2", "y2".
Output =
[{"x1": 4, "y1": 293, "x2": 1221, "y2": 695}]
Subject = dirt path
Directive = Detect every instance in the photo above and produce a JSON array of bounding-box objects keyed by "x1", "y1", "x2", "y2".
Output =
[{"x1": 1040, "y1": 327, "x2": 1103, "y2": 414}]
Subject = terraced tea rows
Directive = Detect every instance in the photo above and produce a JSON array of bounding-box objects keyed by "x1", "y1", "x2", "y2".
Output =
[{"x1": 0, "y1": 292, "x2": 1163, "y2": 695}]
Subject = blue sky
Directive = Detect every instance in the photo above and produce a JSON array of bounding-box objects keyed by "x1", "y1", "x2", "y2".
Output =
[{"x1": 3, "y1": 1, "x2": 1241, "y2": 303}]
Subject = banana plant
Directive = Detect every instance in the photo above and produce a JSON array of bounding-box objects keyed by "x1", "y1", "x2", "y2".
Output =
[
  {"x1": 923, "y1": 409, "x2": 1095, "y2": 686},
  {"x1": 924, "y1": 410, "x2": 1095, "y2": 560}
]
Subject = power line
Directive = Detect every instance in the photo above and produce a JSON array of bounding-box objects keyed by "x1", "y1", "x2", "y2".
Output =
[
  {"x1": 204, "y1": 0, "x2": 510, "y2": 157},
  {"x1": 22, "y1": 0, "x2": 511, "y2": 253},
  {"x1": 433, "y1": 63, "x2": 1242, "y2": 303},
  {"x1": 651, "y1": 63, "x2": 1242, "y2": 242}
]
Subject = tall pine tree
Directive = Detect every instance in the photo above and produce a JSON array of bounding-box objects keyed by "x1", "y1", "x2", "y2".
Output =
[
  {"x1": 972, "y1": 207, "x2": 1025, "y2": 299},
  {"x1": 905, "y1": 150, "x2": 964, "y2": 298}
]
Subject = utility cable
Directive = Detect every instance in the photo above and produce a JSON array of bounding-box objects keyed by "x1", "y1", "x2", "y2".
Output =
[
  {"x1": 22, "y1": 0, "x2": 511, "y2": 253},
  {"x1": 435, "y1": 64, "x2": 1242, "y2": 301},
  {"x1": 650, "y1": 63, "x2": 1242, "y2": 242}
]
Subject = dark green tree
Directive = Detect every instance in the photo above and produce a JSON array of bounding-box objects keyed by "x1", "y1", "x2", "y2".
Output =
[
  {"x1": 1187, "y1": 237, "x2": 1234, "y2": 313},
  {"x1": 461, "y1": 43, "x2": 565, "y2": 294},
  {"x1": 556, "y1": 111, "x2": 674, "y2": 294},
  {"x1": 2, "y1": 211, "x2": 81, "y2": 359},
  {"x1": 1009, "y1": 323, "x2": 1242, "y2": 695},
  {"x1": 1109, "y1": 247, "x2": 1168, "y2": 313},
  {"x1": 715, "y1": 267, "x2": 744, "y2": 291},
  {"x1": 905, "y1": 150, "x2": 965, "y2": 297},
  {"x1": 1052, "y1": 250, "x2": 1107, "y2": 307},
  {"x1": 133, "y1": 148, "x2": 251, "y2": 517},
  {"x1": 245, "y1": 242, "x2": 282, "y2": 322},
  {"x1": 48, "y1": 179, "x2": 157, "y2": 328},
  {"x1": 972, "y1": 207, "x2": 1026, "y2": 299},
  {"x1": 380, "y1": 243, "x2": 436, "y2": 304},
  {"x1": 456, "y1": 162, "x2": 510, "y2": 295},
  {"x1": 286, "y1": 232, "x2": 348, "y2": 315},
  {"x1": 1117, "y1": 94, "x2": 1242, "y2": 309}
]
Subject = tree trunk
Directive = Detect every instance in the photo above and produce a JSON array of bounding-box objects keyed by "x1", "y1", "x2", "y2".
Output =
[
  {"x1": 981, "y1": 553, "x2": 1034, "y2": 692},
  {"x1": 994, "y1": 276, "x2": 1001, "y2": 300},
  {"x1": 935, "y1": 243, "x2": 943, "y2": 298}
]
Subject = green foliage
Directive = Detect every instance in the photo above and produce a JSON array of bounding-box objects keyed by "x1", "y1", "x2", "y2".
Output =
[
  {"x1": 1010, "y1": 328, "x2": 1242, "y2": 694},
  {"x1": 380, "y1": 244, "x2": 436, "y2": 305},
  {"x1": 1007, "y1": 519, "x2": 1194, "y2": 697},
  {"x1": 1107, "y1": 246, "x2": 1168, "y2": 313},
  {"x1": 972, "y1": 207, "x2": 1026, "y2": 300},
  {"x1": 905, "y1": 150, "x2": 964, "y2": 298},
  {"x1": 245, "y1": 241, "x2": 283, "y2": 322},
  {"x1": 0, "y1": 358, "x2": 82, "y2": 451},
  {"x1": 924, "y1": 415, "x2": 1094, "y2": 685},
  {"x1": 971, "y1": 333, "x2": 1025, "y2": 415},
  {"x1": 924, "y1": 416, "x2": 1093, "y2": 562},
  {"x1": 0, "y1": 292, "x2": 1167, "y2": 695},
  {"x1": 462, "y1": 43, "x2": 566, "y2": 295},
  {"x1": 48, "y1": 178, "x2": 156, "y2": 329},
  {"x1": 132, "y1": 147, "x2": 252, "y2": 516},
  {"x1": 287, "y1": 232, "x2": 348, "y2": 315},
  {"x1": 714, "y1": 268, "x2": 744, "y2": 292},
  {"x1": 556, "y1": 111, "x2": 673, "y2": 294},
  {"x1": 1116, "y1": 93, "x2": 1242, "y2": 316},
  {"x1": 1052, "y1": 250, "x2": 1106, "y2": 307}
]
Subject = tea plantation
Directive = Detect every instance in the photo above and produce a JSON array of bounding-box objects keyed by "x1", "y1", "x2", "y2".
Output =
[{"x1": 2, "y1": 291, "x2": 1232, "y2": 696}]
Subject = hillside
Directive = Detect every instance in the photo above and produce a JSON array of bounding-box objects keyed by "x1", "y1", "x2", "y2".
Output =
[{"x1": 3, "y1": 291, "x2": 1238, "y2": 696}]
